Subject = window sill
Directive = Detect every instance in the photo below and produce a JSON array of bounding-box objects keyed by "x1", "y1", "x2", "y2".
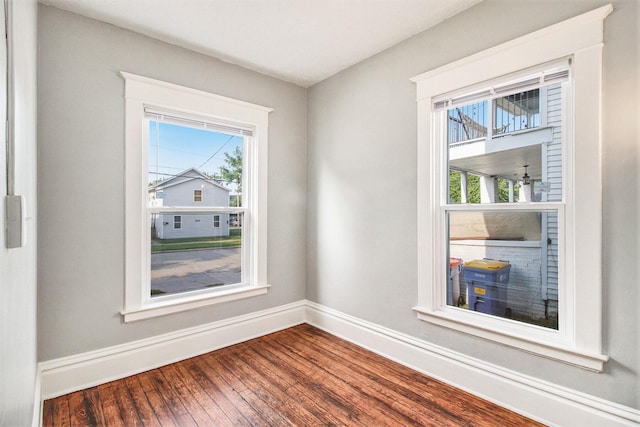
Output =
[
  {"x1": 413, "y1": 306, "x2": 608, "y2": 372},
  {"x1": 122, "y1": 284, "x2": 270, "y2": 323}
]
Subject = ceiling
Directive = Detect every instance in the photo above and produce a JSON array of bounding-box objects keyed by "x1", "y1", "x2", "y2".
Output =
[{"x1": 40, "y1": 0, "x2": 481, "y2": 87}]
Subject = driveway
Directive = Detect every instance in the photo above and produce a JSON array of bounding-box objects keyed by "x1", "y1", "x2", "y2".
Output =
[{"x1": 151, "y1": 247, "x2": 241, "y2": 295}]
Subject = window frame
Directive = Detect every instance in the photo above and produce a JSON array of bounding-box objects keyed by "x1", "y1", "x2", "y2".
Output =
[
  {"x1": 213, "y1": 215, "x2": 220, "y2": 228},
  {"x1": 411, "y1": 5, "x2": 611, "y2": 371},
  {"x1": 194, "y1": 189, "x2": 202, "y2": 202},
  {"x1": 173, "y1": 215, "x2": 182, "y2": 230},
  {"x1": 121, "y1": 72, "x2": 272, "y2": 322}
]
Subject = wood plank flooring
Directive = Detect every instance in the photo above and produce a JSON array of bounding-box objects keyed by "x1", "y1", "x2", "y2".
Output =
[{"x1": 43, "y1": 324, "x2": 544, "y2": 426}]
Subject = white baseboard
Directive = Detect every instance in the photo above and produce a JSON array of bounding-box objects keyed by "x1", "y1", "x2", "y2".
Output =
[
  {"x1": 305, "y1": 301, "x2": 640, "y2": 427},
  {"x1": 38, "y1": 300, "x2": 639, "y2": 427},
  {"x1": 39, "y1": 300, "x2": 306, "y2": 399}
]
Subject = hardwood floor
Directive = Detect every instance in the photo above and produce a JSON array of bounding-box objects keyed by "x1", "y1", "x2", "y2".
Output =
[{"x1": 43, "y1": 324, "x2": 544, "y2": 426}]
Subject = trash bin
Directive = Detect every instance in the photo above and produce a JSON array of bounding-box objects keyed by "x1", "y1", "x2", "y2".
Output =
[
  {"x1": 448, "y1": 258, "x2": 463, "y2": 306},
  {"x1": 462, "y1": 259, "x2": 511, "y2": 316}
]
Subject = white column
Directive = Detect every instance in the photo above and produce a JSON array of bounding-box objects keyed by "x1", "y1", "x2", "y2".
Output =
[
  {"x1": 460, "y1": 171, "x2": 468, "y2": 204},
  {"x1": 508, "y1": 180, "x2": 514, "y2": 203},
  {"x1": 518, "y1": 182, "x2": 532, "y2": 202},
  {"x1": 480, "y1": 176, "x2": 497, "y2": 203}
]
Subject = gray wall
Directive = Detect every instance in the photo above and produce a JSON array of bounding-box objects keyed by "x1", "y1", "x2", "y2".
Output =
[
  {"x1": 0, "y1": 0, "x2": 38, "y2": 425},
  {"x1": 38, "y1": 5, "x2": 307, "y2": 361},
  {"x1": 307, "y1": 0, "x2": 639, "y2": 410}
]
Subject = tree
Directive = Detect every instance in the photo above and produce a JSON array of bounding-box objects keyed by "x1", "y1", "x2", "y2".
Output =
[
  {"x1": 219, "y1": 146, "x2": 242, "y2": 206},
  {"x1": 449, "y1": 171, "x2": 480, "y2": 203}
]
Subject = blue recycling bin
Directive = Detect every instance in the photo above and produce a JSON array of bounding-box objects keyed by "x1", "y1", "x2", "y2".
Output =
[{"x1": 463, "y1": 259, "x2": 511, "y2": 316}]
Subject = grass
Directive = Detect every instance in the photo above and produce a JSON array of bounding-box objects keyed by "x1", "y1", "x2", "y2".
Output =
[{"x1": 151, "y1": 228, "x2": 241, "y2": 252}]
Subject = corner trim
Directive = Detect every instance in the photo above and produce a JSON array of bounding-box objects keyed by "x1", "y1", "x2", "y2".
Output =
[{"x1": 32, "y1": 366, "x2": 42, "y2": 427}]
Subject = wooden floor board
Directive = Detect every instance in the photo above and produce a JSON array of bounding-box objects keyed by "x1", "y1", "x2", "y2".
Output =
[
  {"x1": 282, "y1": 328, "x2": 461, "y2": 426},
  {"x1": 264, "y1": 333, "x2": 421, "y2": 427},
  {"x1": 190, "y1": 355, "x2": 267, "y2": 426},
  {"x1": 42, "y1": 324, "x2": 544, "y2": 427}
]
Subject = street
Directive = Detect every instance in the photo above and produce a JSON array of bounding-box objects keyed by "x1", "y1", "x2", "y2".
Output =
[{"x1": 150, "y1": 247, "x2": 241, "y2": 296}]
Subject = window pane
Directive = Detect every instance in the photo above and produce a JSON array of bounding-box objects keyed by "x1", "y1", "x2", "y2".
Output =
[
  {"x1": 447, "y1": 210, "x2": 558, "y2": 330},
  {"x1": 147, "y1": 120, "x2": 245, "y2": 297},
  {"x1": 448, "y1": 83, "x2": 563, "y2": 204},
  {"x1": 148, "y1": 121, "x2": 243, "y2": 209},
  {"x1": 447, "y1": 101, "x2": 488, "y2": 144},
  {"x1": 494, "y1": 89, "x2": 540, "y2": 135},
  {"x1": 150, "y1": 212, "x2": 243, "y2": 297}
]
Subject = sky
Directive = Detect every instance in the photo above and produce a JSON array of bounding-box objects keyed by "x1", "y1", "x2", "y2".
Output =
[{"x1": 148, "y1": 121, "x2": 243, "y2": 190}]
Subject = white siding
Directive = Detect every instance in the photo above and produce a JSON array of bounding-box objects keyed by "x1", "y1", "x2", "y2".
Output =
[
  {"x1": 160, "y1": 179, "x2": 229, "y2": 207},
  {"x1": 545, "y1": 83, "x2": 562, "y2": 303},
  {"x1": 156, "y1": 213, "x2": 230, "y2": 239},
  {"x1": 153, "y1": 177, "x2": 232, "y2": 239},
  {"x1": 451, "y1": 242, "x2": 547, "y2": 321}
]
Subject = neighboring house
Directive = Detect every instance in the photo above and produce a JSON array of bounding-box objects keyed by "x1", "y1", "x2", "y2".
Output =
[
  {"x1": 149, "y1": 168, "x2": 231, "y2": 239},
  {"x1": 447, "y1": 84, "x2": 562, "y2": 322}
]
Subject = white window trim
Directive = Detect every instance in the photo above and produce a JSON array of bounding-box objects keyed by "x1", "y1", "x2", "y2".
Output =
[
  {"x1": 173, "y1": 215, "x2": 182, "y2": 230},
  {"x1": 194, "y1": 189, "x2": 202, "y2": 202},
  {"x1": 121, "y1": 72, "x2": 272, "y2": 322},
  {"x1": 410, "y1": 5, "x2": 611, "y2": 371}
]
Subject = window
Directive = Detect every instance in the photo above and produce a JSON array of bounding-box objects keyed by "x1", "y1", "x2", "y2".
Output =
[
  {"x1": 122, "y1": 72, "x2": 272, "y2": 322},
  {"x1": 441, "y1": 70, "x2": 566, "y2": 333},
  {"x1": 411, "y1": 5, "x2": 611, "y2": 371}
]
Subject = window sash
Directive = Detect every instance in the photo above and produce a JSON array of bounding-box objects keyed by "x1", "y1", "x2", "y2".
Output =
[
  {"x1": 143, "y1": 113, "x2": 251, "y2": 300},
  {"x1": 144, "y1": 107, "x2": 254, "y2": 137},
  {"x1": 432, "y1": 59, "x2": 570, "y2": 111}
]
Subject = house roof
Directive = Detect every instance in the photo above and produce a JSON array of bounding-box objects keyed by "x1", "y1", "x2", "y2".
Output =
[{"x1": 150, "y1": 168, "x2": 231, "y2": 193}]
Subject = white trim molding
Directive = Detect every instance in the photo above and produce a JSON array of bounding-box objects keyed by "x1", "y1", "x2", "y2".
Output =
[
  {"x1": 410, "y1": 4, "x2": 612, "y2": 371},
  {"x1": 39, "y1": 301, "x2": 306, "y2": 399},
  {"x1": 121, "y1": 72, "x2": 272, "y2": 322},
  {"x1": 38, "y1": 301, "x2": 639, "y2": 426}
]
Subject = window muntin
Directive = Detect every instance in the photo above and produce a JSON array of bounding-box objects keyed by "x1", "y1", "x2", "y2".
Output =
[
  {"x1": 213, "y1": 215, "x2": 220, "y2": 228},
  {"x1": 173, "y1": 215, "x2": 182, "y2": 229},
  {"x1": 194, "y1": 189, "x2": 202, "y2": 202},
  {"x1": 122, "y1": 72, "x2": 272, "y2": 322}
]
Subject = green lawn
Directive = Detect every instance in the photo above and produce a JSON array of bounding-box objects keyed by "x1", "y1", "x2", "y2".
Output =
[{"x1": 151, "y1": 228, "x2": 241, "y2": 252}]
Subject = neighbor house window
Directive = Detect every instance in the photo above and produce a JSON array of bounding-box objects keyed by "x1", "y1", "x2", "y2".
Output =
[
  {"x1": 122, "y1": 72, "x2": 272, "y2": 322},
  {"x1": 411, "y1": 5, "x2": 611, "y2": 371}
]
